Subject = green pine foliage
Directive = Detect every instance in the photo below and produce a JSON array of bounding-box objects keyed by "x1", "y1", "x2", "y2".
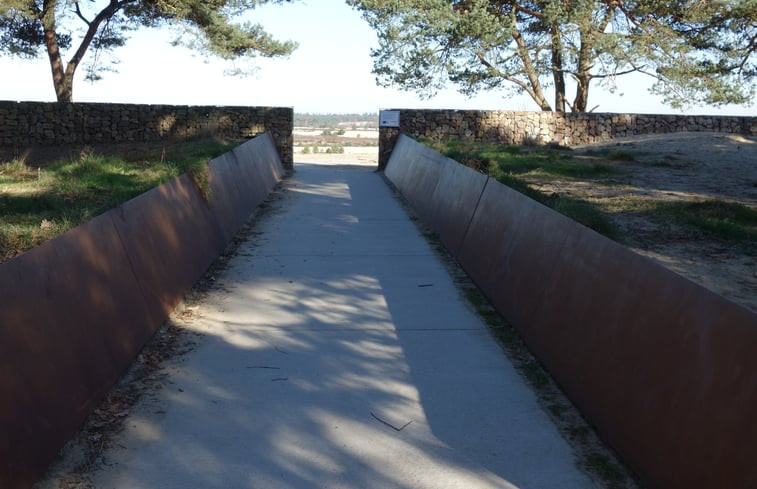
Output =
[
  {"x1": 0, "y1": 0, "x2": 298, "y2": 102},
  {"x1": 348, "y1": 0, "x2": 756, "y2": 112}
]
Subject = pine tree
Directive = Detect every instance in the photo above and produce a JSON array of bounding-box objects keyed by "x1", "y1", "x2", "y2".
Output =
[
  {"x1": 348, "y1": 0, "x2": 756, "y2": 112},
  {"x1": 0, "y1": 0, "x2": 298, "y2": 102}
]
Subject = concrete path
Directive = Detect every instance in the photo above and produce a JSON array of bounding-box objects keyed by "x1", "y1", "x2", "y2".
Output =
[{"x1": 91, "y1": 164, "x2": 596, "y2": 489}]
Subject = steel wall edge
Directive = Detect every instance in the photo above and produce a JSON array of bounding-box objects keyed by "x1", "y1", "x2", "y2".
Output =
[
  {"x1": 385, "y1": 134, "x2": 757, "y2": 489},
  {"x1": 0, "y1": 132, "x2": 284, "y2": 489}
]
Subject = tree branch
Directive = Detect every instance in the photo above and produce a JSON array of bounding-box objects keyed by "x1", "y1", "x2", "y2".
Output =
[
  {"x1": 739, "y1": 32, "x2": 757, "y2": 73},
  {"x1": 73, "y1": 1, "x2": 91, "y2": 25},
  {"x1": 615, "y1": 0, "x2": 641, "y2": 29},
  {"x1": 596, "y1": 2, "x2": 615, "y2": 33},
  {"x1": 507, "y1": 0, "x2": 543, "y2": 20},
  {"x1": 475, "y1": 50, "x2": 538, "y2": 99},
  {"x1": 67, "y1": 0, "x2": 131, "y2": 71},
  {"x1": 510, "y1": 18, "x2": 552, "y2": 110},
  {"x1": 588, "y1": 66, "x2": 642, "y2": 79}
]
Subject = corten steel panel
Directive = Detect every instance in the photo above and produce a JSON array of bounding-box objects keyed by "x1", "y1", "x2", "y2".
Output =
[
  {"x1": 527, "y1": 228, "x2": 757, "y2": 489},
  {"x1": 111, "y1": 174, "x2": 225, "y2": 319},
  {"x1": 227, "y1": 132, "x2": 284, "y2": 218},
  {"x1": 427, "y1": 159, "x2": 489, "y2": 256},
  {"x1": 214, "y1": 132, "x2": 283, "y2": 230},
  {"x1": 228, "y1": 144, "x2": 269, "y2": 212},
  {"x1": 208, "y1": 152, "x2": 250, "y2": 242},
  {"x1": 0, "y1": 213, "x2": 155, "y2": 489},
  {"x1": 387, "y1": 136, "x2": 485, "y2": 249},
  {"x1": 387, "y1": 135, "x2": 757, "y2": 487},
  {"x1": 258, "y1": 131, "x2": 286, "y2": 186},
  {"x1": 412, "y1": 156, "x2": 456, "y2": 231},
  {"x1": 457, "y1": 180, "x2": 576, "y2": 330},
  {"x1": 384, "y1": 134, "x2": 417, "y2": 187},
  {"x1": 232, "y1": 132, "x2": 284, "y2": 195},
  {"x1": 395, "y1": 149, "x2": 446, "y2": 226},
  {"x1": 0, "y1": 138, "x2": 283, "y2": 489}
]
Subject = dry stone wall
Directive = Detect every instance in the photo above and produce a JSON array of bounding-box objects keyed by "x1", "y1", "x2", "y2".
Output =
[
  {"x1": 379, "y1": 109, "x2": 756, "y2": 168},
  {"x1": 0, "y1": 101, "x2": 293, "y2": 169}
]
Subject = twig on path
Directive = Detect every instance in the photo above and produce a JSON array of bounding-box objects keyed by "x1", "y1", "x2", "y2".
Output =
[
  {"x1": 246, "y1": 366, "x2": 281, "y2": 370},
  {"x1": 371, "y1": 412, "x2": 413, "y2": 432}
]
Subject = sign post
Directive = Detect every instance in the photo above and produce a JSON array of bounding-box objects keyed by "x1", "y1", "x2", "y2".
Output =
[{"x1": 379, "y1": 110, "x2": 400, "y2": 128}]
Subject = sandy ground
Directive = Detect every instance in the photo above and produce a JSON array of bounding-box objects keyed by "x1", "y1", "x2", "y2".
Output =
[
  {"x1": 561, "y1": 132, "x2": 756, "y2": 313},
  {"x1": 295, "y1": 146, "x2": 379, "y2": 167},
  {"x1": 293, "y1": 128, "x2": 379, "y2": 139}
]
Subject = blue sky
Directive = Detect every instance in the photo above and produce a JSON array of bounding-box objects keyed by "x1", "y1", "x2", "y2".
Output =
[{"x1": 0, "y1": 0, "x2": 754, "y2": 115}]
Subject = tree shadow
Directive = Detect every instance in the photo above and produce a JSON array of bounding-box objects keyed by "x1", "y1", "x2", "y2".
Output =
[{"x1": 90, "y1": 164, "x2": 590, "y2": 489}]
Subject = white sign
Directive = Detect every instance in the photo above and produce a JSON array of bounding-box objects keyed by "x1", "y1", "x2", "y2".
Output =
[{"x1": 379, "y1": 110, "x2": 400, "y2": 128}]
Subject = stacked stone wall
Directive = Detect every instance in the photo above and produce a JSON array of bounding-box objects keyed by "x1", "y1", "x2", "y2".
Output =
[
  {"x1": 379, "y1": 109, "x2": 756, "y2": 168},
  {"x1": 0, "y1": 101, "x2": 293, "y2": 169}
]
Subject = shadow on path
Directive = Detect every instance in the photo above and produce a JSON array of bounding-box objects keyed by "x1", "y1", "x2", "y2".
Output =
[{"x1": 89, "y1": 164, "x2": 594, "y2": 489}]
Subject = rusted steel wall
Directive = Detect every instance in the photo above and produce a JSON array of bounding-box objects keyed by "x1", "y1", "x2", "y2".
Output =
[
  {"x1": 0, "y1": 133, "x2": 285, "y2": 489},
  {"x1": 385, "y1": 135, "x2": 488, "y2": 256},
  {"x1": 384, "y1": 134, "x2": 757, "y2": 489}
]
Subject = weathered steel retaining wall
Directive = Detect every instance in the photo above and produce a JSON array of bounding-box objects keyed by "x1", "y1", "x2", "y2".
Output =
[
  {"x1": 0, "y1": 132, "x2": 285, "y2": 489},
  {"x1": 0, "y1": 101, "x2": 294, "y2": 169},
  {"x1": 385, "y1": 134, "x2": 757, "y2": 489},
  {"x1": 378, "y1": 110, "x2": 757, "y2": 168}
]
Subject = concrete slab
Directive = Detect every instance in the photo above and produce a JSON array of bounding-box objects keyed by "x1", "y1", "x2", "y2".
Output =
[{"x1": 88, "y1": 164, "x2": 595, "y2": 489}]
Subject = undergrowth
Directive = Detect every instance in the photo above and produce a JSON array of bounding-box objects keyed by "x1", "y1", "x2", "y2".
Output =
[
  {"x1": 432, "y1": 140, "x2": 620, "y2": 240},
  {"x1": 650, "y1": 200, "x2": 757, "y2": 243},
  {"x1": 0, "y1": 138, "x2": 236, "y2": 262}
]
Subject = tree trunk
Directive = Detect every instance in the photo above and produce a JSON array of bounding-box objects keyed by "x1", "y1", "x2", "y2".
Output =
[
  {"x1": 41, "y1": 0, "x2": 72, "y2": 102},
  {"x1": 40, "y1": 0, "x2": 127, "y2": 102},
  {"x1": 572, "y1": 29, "x2": 593, "y2": 112},
  {"x1": 573, "y1": 76, "x2": 590, "y2": 112},
  {"x1": 512, "y1": 29, "x2": 552, "y2": 111},
  {"x1": 551, "y1": 25, "x2": 566, "y2": 113}
]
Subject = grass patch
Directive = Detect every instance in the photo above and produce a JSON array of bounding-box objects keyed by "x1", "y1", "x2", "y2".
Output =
[
  {"x1": 0, "y1": 138, "x2": 236, "y2": 261},
  {"x1": 433, "y1": 140, "x2": 620, "y2": 240},
  {"x1": 585, "y1": 453, "x2": 629, "y2": 486},
  {"x1": 651, "y1": 200, "x2": 757, "y2": 242},
  {"x1": 521, "y1": 360, "x2": 551, "y2": 389},
  {"x1": 647, "y1": 161, "x2": 676, "y2": 168},
  {"x1": 581, "y1": 148, "x2": 637, "y2": 161},
  {"x1": 439, "y1": 140, "x2": 616, "y2": 179}
]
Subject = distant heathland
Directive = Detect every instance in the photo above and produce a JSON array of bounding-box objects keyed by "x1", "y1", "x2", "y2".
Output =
[{"x1": 295, "y1": 113, "x2": 378, "y2": 129}]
